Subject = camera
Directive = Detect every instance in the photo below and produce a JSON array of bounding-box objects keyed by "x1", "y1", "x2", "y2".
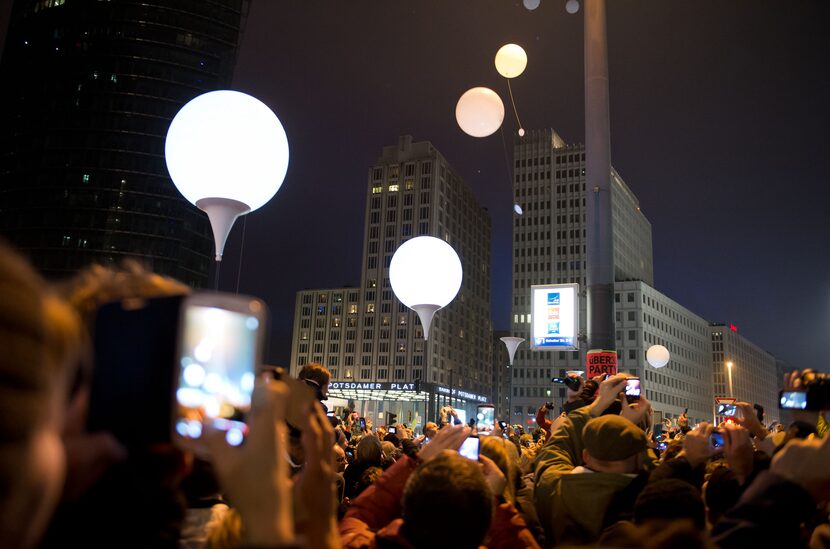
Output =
[
  {"x1": 544, "y1": 402, "x2": 555, "y2": 410},
  {"x1": 551, "y1": 376, "x2": 582, "y2": 391}
]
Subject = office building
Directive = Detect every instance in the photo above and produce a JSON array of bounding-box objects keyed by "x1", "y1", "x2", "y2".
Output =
[
  {"x1": 290, "y1": 136, "x2": 492, "y2": 425},
  {"x1": 507, "y1": 129, "x2": 657, "y2": 425},
  {"x1": 710, "y1": 324, "x2": 780, "y2": 425},
  {"x1": 0, "y1": 0, "x2": 248, "y2": 286}
]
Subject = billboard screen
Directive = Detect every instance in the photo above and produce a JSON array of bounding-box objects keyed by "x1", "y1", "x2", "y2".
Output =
[{"x1": 530, "y1": 283, "x2": 579, "y2": 350}]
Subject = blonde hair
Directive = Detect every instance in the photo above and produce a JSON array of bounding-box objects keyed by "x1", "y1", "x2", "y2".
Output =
[{"x1": 480, "y1": 436, "x2": 519, "y2": 504}]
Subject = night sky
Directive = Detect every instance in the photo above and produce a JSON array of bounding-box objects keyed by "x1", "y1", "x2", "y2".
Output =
[{"x1": 2, "y1": 1, "x2": 828, "y2": 373}]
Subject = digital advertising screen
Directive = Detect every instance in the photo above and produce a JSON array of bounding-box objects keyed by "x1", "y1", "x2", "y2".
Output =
[{"x1": 531, "y1": 283, "x2": 579, "y2": 350}]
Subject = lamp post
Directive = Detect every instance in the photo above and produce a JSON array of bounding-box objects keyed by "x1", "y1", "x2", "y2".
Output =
[
  {"x1": 584, "y1": 0, "x2": 616, "y2": 359},
  {"x1": 165, "y1": 90, "x2": 289, "y2": 265},
  {"x1": 500, "y1": 336, "x2": 525, "y2": 420},
  {"x1": 389, "y1": 236, "x2": 463, "y2": 422},
  {"x1": 726, "y1": 361, "x2": 734, "y2": 397}
]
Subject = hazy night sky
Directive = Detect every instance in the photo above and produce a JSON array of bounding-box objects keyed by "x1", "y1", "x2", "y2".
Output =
[{"x1": 1, "y1": 1, "x2": 828, "y2": 372}]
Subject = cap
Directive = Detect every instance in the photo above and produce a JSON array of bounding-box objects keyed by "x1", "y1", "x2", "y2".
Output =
[{"x1": 582, "y1": 415, "x2": 646, "y2": 461}]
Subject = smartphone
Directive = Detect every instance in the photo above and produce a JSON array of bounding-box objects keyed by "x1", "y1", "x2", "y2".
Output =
[
  {"x1": 388, "y1": 426, "x2": 397, "y2": 434},
  {"x1": 717, "y1": 403, "x2": 739, "y2": 417},
  {"x1": 88, "y1": 295, "x2": 185, "y2": 449},
  {"x1": 458, "y1": 435, "x2": 480, "y2": 461},
  {"x1": 476, "y1": 404, "x2": 495, "y2": 435},
  {"x1": 624, "y1": 377, "x2": 641, "y2": 404},
  {"x1": 710, "y1": 430, "x2": 724, "y2": 450},
  {"x1": 779, "y1": 390, "x2": 808, "y2": 410},
  {"x1": 498, "y1": 420, "x2": 508, "y2": 430},
  {"x1": 173, "y1": 293, "x2": 266, "y2": 452},
  {"x1": 359, "y1": 417, "x2": 367, "y2": 430},
  {"x1": 656, "y1": 441, "x2": 668, "y2": 452}
]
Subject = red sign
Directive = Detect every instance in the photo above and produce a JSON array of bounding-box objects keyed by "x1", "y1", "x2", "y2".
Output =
[
  {"x1": 586, "y1": 349, "x2": 618, "y2": 378},
  {"x1": 730, "y1": 324, "x2": 738, "y2": 332}
]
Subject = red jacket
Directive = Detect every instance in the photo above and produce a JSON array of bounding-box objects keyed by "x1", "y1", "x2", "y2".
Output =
[{"x1": 339, "y1": 456, "x2": 540, "y2": 549}]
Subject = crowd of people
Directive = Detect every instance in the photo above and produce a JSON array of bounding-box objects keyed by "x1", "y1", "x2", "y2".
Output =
[{"x1": 1, "y1": 240, "x2": 829, "y2": 548}]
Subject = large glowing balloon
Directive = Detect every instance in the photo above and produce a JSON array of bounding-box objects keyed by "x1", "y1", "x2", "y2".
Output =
[
  {"x1": 455, "y1": 87, "x2": 505, "y2": 138},
  {"x1": 524, "y1": 0, "x2": 541, "y2": 11},
  {"x1": 165, "y1": 90, "x2": 289, "y2": 260},
  {"x1": 566, "y1": 0, "x2": 580, "y2": 14},
  {"x1": 389, "y1": 236, "x2": 462, "y2": 340},
  {"x1": 646, "y1": 345, "x2": 670, "y2": 368},
  {"x1": 495, "y1": 44, "x2": 528, "y2": 79}
]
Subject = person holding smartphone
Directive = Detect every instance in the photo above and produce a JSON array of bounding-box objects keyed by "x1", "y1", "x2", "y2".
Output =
[{"x1": 298, "y1": 362, "x2": 332, "y2": 413}]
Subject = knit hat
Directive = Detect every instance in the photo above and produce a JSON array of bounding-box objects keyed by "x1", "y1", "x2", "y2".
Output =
[{"x1": 582, "y1": 415, "x2": 646, "y2": 461}]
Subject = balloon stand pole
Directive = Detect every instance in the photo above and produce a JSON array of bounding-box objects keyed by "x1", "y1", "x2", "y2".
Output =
[
  {"x1": 411, "y1": 304, "x2": 441, "y2": 341},
  {"x1": 196, "y1": 196, "x2": 251, "y2": 261}
]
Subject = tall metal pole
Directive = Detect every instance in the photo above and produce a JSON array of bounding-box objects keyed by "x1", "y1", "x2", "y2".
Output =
[{"x1": 584, "y1": 0, "x2": 616, "y2": 353}]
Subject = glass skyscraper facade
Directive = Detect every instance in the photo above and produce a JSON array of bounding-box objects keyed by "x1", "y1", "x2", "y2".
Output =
[{"x1": 0, "y1": 0, "x2": 247, "y2": 286}]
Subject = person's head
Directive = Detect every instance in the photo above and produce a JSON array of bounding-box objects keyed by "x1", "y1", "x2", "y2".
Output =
[
  {"x1": 332, "y1": 445, "x2": 347, "y2": 474},
  {"x1": 355, "y1": 434, "x2": 382, "y2": 465},
  {"x1": 702, "y1": 466, "x2": 741, "y2": 526},
  {"x1": 353, "y1": 466, "x2": 383, "y2": 497},
  {"x1": 423, "y1": 422, "x2": 438, "y2": 439},
  {"x1": 581, "y1": 415, "x2": 647, "y2": 474},
  {"x1": 297, "y1": 362, "x2": 331, "y2": 401},
  {"x1": 0, "y1": 243, "x2": 83, "y2": 547},
  {"x1": 401, "y1": 451, "x2": 493, "y2": 548},
  {"x1": 633, "y1": 479, "x2": 705, "y2": 530},
  {"x1": 480, "y1": 436, "x2": 519, "y2": 503}
]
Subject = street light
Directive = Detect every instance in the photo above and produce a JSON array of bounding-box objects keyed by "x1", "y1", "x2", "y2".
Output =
[
  {"x1": 726, "y1": 361, "x2": 734, "y2": 397},
  {"x1": 165, "y1": 90, "x2": 289, "y2": 261},
  {"x1": 500, "y1": 336, "x2": 525, "y2": 419}
]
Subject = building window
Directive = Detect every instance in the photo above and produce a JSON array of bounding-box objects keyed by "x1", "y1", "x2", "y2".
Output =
[
  {"x1": 388, "y1": 184, "x2": 399, "y2": 192},
  {"x1": 372, "y1": 186, "x2": 382, "y2": 194}
]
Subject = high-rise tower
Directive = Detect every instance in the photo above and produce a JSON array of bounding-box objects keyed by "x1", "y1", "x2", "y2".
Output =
[{"x1": 0, "y1": 0, "x2": 248, "y2": 286}]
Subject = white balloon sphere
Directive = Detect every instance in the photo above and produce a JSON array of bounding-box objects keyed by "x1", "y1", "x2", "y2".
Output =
[
  {"x1": 566, "y1": 0, "x2": 580, "y2": 14},
  {"x1": 165, "y1": 90, "x2": 289, "y2": 212},
  {"x1": 455, "y1": 87, "x2": 505, "y2": 138},
  {"x1": 513, "y1": 203, "x2": 524, "y2": 215},
  {"x1": 390, "y1": 236, "x2": 462, "y2": 309},
  {"x1": 646, "y1": 345, "x2": 670, "y2": 368},
  {"x1": 495, "y1": 44, "x2": 528, "y2": 79},
  {"x1": 523, "y1": 0, "x2": 541, "y2": 11}
]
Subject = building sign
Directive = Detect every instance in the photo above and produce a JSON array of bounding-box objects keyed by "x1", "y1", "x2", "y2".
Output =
[
  {"x1": 328, "y1": 381, "x2": 488, "y2": 403},
  {"x1": 330, "y1": 382, "x2": 417, "y2": 391},
  {"x1": 586, "y1": 349, "x2": 617, "y2": 378},
  {"x1": 530, "y1": 283, "x2": 579, "y2": 350}
]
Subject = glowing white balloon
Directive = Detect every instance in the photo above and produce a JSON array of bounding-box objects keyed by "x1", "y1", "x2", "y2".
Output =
[
  {"x1": 646, "y1": 345, "x2": 670, "y2": 368},
  {"x1": 389, "y1": 236, "x2": 463, "y2": 340},
  {"x1": 495, "y1": 44, "x2": 528, "y2": 79},
  {"x1": 566, "y1": 0, "x2": 580, "y2": 14},
  {"x1": 518, "y1": 128, "x2": 526, "y2": 137},
  {"x1": 524, "y1": 0, "x2": 541, "y2": 10},
  {"x1": 165, "y1": 90, "x2": 289, "y2": 260},
  {"x1": 513, "y1": 203, "x2": 524, "y2": 215},
  {"x1": 455, "y1": 87, "x2": 505, "y2": 138}
]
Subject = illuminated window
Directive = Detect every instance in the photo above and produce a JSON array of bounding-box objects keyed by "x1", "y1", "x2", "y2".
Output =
[
  {"x1": 372, "y1": 186, "x2": 382, "y2": 194},
  {"x1": 366, "y1": 303, "x2": 375, "y2": 313},
  {"x1": 388, "y1": 184, "x2": 399, "y2": 192},
  {"x1": 405, "y1": 180, "x2": 414, "y2": 190}
]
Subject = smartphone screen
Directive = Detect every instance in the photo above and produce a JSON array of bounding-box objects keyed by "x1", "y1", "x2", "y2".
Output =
[
  {"x1": 710, "y1": 431, "x2": 724, "y2": 450},
  {"x1": 779, "y1": 391, "x2": 808, "y2": 410},
  {"x1": 717, "y1": 403, "x2": 738, "y2": 416},
  {"x1": 359, "y1": 417, "x2": 367, "y2": 430},
  {"x1": 388, "y1": 426, "x2": 397, "y2": 434},
  {"x1": 174, "y1": 295, "x2": 264, "y2": 448},
  {"x1": 657, "y1": 441, "x2": 668, "y2": 451},
  {"x1": 458, "y1": 436, "x2": 480, "y2": 461},
  {"x1": 476, "y1": 405, "x2": 495, "y2": 435},
  {"x1": 625, "y1": 377, "x2": 641, "y2": 403}
]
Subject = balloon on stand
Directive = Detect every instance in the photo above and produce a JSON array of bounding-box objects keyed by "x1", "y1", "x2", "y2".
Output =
[
  {"x1": 523, "y1": 0, "x2": 541, "y2": 11},
  {"x1": 165, "y1": 90, "x2": 289, "y2": 260}
]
